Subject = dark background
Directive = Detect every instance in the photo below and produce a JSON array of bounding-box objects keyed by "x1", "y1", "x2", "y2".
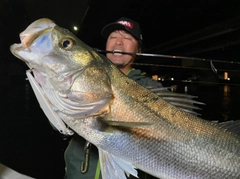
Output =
[
  {"x1": 2, "y1": 0, "x2": 240, "y2": 84},
  {"x1": 1, "y1": 0, "x2": 240, "y2": 178}
]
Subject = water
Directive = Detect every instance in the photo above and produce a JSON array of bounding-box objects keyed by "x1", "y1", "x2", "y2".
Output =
[
  {"x1": 1, "y1": 79, "x2": 240, "y2": 178},
  {"x1": 175, "y1": 82, "x2": 240, "y2": 122}
]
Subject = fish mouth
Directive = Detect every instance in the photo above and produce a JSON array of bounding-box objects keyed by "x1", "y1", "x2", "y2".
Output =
[
  {"x1": 20, "y1": 18, "x2": 56, "y2": 48},
  {"x1": 10, "y1": 18, "x2": 57, "y2": 66}
]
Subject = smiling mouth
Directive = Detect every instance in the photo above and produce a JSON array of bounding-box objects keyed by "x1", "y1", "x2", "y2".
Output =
[
  {"x1": 112, "y1": 50, "x2": 123, "y2": 55},
  {"x1": 99, "y1": 49, "x2": 135, "y2": 56}
]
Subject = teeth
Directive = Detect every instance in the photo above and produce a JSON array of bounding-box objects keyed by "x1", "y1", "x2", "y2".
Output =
[{"x1": 112, "y1": 50, "x2": 123, "y2": 55}]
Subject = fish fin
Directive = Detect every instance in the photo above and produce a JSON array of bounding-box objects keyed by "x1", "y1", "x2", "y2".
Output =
[
  {"x1": 217, "y1": 120, "x2": 240, "y2": 136},
  {"x1": 97, "y1": 117, "x2": 152, "y2": 129},
  {"x1": 99, "y1": 149, "x2": 138, "y2": 179},
  {"x1": 145, "y1": 86, "x2": 205, "y2": 116},
  {"x1": 26, "y1": 70, "x2": 74, "y2": 135}
]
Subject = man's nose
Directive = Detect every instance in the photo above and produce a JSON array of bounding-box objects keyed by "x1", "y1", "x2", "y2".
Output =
[{"x1": 115, "y1": 37, "x2": 123, "y2": 45}]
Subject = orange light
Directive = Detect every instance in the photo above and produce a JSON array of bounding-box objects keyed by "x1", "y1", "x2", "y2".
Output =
[{"x1": 224, "y1": 72, "x2": 228, "y2": 80}]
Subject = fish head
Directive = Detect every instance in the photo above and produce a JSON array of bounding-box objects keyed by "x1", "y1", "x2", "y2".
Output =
[
  {"x1": 10, "y1": 18, "x2": 113, "y2": 118},
  {"x1": 10, "y1": 18, "x2": 95, "y2": 85}
]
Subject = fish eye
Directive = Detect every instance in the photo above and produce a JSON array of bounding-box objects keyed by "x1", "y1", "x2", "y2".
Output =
[{"x1": 61, "y1": 38, "x2": 75, "y2": 50}]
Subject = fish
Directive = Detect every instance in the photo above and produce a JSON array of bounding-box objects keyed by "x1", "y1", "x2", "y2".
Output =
[{"x1": 10, "y1": 18, "x2": 240, "y2": 179}]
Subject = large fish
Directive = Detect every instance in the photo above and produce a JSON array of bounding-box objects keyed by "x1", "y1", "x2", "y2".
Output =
[{"x1": 10, "y1": 18, "x2": 240, "y2": 179}]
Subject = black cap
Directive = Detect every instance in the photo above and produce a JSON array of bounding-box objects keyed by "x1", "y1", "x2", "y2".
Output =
[{"x1": 101, "y1": 17, "x2": 143, "y2": 41}]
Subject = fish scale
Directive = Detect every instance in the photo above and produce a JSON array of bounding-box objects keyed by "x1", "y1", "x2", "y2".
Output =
[{"x1": 10, "y1": 18, "x2": 240, "y2": 179}]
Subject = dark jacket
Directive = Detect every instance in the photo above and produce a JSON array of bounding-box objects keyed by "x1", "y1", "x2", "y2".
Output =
[{"x1": 127, "y1": 68, "x2": 163, "y2": 87}]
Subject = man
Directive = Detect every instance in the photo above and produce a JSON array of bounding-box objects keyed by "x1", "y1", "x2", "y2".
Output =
[
  {"x1": 102, "y1": 17, "x2": 162, "y2": 87},
  {"x1": 64, "y1": 17, "x2": 161, "y2": 179}
]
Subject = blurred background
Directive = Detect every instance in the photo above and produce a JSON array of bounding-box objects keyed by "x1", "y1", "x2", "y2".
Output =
[{"x1": 1, "y1": 0, "x2": 240, "y2": 178}]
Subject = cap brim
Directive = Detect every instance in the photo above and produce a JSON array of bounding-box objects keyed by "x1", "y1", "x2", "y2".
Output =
[{"x1": 101, "y1": 23, "x2": 134, "y2": 40}]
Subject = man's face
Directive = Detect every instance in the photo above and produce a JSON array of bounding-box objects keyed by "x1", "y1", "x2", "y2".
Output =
[{"x1": 106, "y1": 30, "x2": 139, "y2": 69}]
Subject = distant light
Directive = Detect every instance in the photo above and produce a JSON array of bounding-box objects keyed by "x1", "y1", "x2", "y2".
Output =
[
  {"x1": 224, "y1": 72, "x2": 228, "y2": 80},
  {"x1": 152, "y1": 75, "x2": 158, "y2": 81},
  {"x1": 171, "y1": 78, "x2": 174, "y2": 81},
  {"x1": 73, "y1": 26, "x2": 78, "y2": 31}
]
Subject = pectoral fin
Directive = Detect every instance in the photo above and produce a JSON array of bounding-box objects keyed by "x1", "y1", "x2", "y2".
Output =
[
  {"x1": 97, "y1": 117, "x2": 152, "y2": 129},
  {"x1": 98, "y1": 149, "x2": 138, "y2": 179}
]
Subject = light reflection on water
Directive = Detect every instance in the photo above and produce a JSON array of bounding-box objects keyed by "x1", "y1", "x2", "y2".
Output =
[
  {"x1": 221, "y1": 85, "x2": 231, "y2": 121},
  {"x1": 173, "y1": 83, "x2": 240, "y2": 122}
]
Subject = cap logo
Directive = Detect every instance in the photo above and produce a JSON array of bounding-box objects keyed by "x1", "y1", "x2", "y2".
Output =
[{"x1": 117, "y1": 20, "x2": 134, "y2": 29}]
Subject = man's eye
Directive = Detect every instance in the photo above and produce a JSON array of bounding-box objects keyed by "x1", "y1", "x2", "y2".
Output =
[{"x1": 123, "y1": 36, "x2": 132, "y2": 40}]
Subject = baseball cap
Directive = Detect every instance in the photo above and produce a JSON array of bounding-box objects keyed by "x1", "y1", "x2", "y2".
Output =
[{"x1": 101, "y1": 17, "x2": 143, "y2": 41}]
